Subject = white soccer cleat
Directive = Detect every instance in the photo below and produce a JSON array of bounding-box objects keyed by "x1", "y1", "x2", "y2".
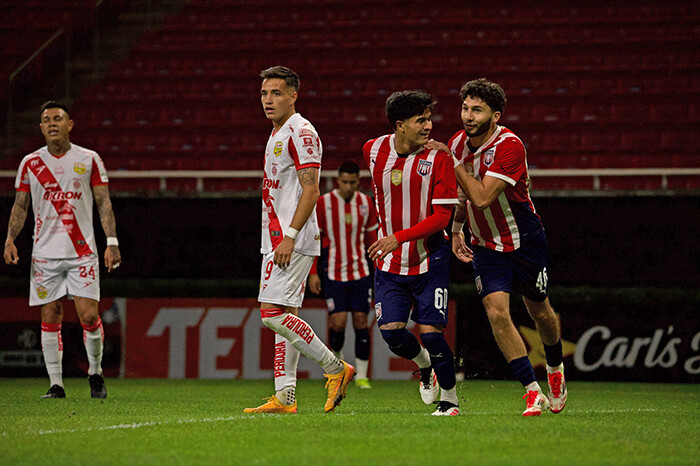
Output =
[
  {"x1": 522, "y1": 390, "x2": 550, "y2": 417},
  {"x1": 547, "y1": 363, "x2": 568, "y2": 414},
  {"x1": 432, "y1": 401, "x2": 460, "y2": 416},
  {"x1": 416, "y1": 367, "x2": 439, "y2": 404}
]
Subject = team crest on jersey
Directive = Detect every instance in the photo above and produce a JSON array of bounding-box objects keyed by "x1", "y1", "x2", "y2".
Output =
[
  {"x1": 326, "y1": 298, "x2": 335, "y2": 312},
  {"x1": 483, "y1": 148, "x2": 495, "y2": 166},
  {"x1": 391, "y1": 169, "x2": 402, "y2": 186},
  {"x1": 299, "y1": 129, "x2": 314, "y2": 138},
  {"x1": 36, "y1": 286, "x2": 48, "y2": 299},
  {"x1": 273, "y1": 141, "x2": 283, "y2": 157},
  {"x1": 74, "y1": 163, "x2": 86, "y2": 174},
  {"x1": 345, "y1": 213, "x2": 352, "y2": 224},
  {"x1": 417, "y1": 159, "x2": 433, "y2": 176}
]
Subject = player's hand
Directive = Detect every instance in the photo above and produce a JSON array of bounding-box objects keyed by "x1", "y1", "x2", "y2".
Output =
[
  {"x1": 425, "y1": 139, "x2": 450, "y2": 153},
  {"x1": 308, "y1": 274, "x2": 321, "y2": 295},
  {"x1": 105, "y1": 245, "x2": 122, "y2": 272},
  {"x1": 451, "y1": 232, "x2": 473, "y2": 264},
  {"x1": 368, "y1": 235, "x2": 399, "y2": 261},
  {"x1": 3, "y1": 241, "x2": 19, "y2": 265},
  {"x1": 274, "y1": 237, "x2": 295, "y2": 268}
]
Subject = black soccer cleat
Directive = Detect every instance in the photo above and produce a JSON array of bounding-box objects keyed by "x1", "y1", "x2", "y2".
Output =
[
  {"x1": 88, "y1": 374, "x2": 108, "y2": 399},
  {"x1": 41, "y1": 384, "x2": 66, "y2": 399}
]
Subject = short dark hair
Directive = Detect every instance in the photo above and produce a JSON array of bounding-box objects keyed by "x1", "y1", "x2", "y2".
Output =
[
  {"x1": 40, "y1": 100, "x2": 70, "y2": 118},
  {"x1": 459, "y1": 78, "x2": 507, "y2": 114},
  {"x1": 338, "y1": 160, "x2": 360, "y2": 176},
  {"x1": 259, "y1": 66, "x2": 300, "y2": 92},
  {"x1": 385, "y1": 90, "x2": 437, "y2": 130}
]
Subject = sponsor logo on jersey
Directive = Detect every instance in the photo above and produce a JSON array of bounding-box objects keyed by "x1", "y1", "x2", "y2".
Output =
[
  {"x1": 54, "y1": 166, "x2": 64, "y2": 175},
  {"x1": 42, "y1": 191, "x2": 83, "y2": 201},
  {"x1": 31, "y1": 159, "x2": 39, "y2": 167},
  {"x1": 271, "y1": 230, "x2": 281, "y2": 237},
  {"x1": 263, "y1": 178, "x2": 280, "y2": 189},
  {"x1": 391, "y1": 169, "x2": 402, "y2": 186},
  {"x1": 74, "y1": 163, "x2": 86, "y2": 174},
  {"x1": 417, "y1": 159, "x2": 433, "y2": 176},
  {"x1": 483, "y1": 148, "x2": 495, "y2": 166},
  {"x1": 73, "y1": 179, "x2": 81, "y2": 189},
  {"x1": 36, "y1": 286, "x2": 48, "y2": 300},
  {"x1": 273, "y1": 141, "x2": 283, "y2": 157}
]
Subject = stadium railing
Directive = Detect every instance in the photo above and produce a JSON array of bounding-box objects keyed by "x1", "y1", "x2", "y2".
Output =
[{"x1": 1, "y1": 168, "x2": 699, "y2": 196}]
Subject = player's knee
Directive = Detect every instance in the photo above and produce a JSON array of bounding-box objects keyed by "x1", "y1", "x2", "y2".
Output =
[
  {"x1": 379, "y1": 328, "x2": 406, "y2": 348},
  {"x1": 329, "y1": 328, "x2": 345, "y2": 352},
  {"x1": 260, "y1": 308, "x2": 286, "y2": 331},
  {"x1": 420, "y1": 331, "x2": 449, "y2": 355},
  {"x1": 485, "y1": 305, "x2": 510, "y2": 328}
]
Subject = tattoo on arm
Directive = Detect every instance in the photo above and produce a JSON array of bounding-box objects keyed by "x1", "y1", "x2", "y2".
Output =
[
  {"x1": 454, "y1": 187, "x2": 468, "y2": 223},
  {"x1": 6, "y1": 191, "x2": 30, "y2": 244},
  {"x1": 297, "y1": 167, "x2": 318, "y2": 187},
  {"x1": 92, "y1": 185, "x2": 117, "y2": 238}
]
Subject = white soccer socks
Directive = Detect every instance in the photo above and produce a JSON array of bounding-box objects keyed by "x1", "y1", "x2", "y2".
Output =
[
  {"x1": 82, "y1": 318, "x2": 104, "y2": 376},
  {"x1": 274, "y1": 333, "x2": 299, "y2": 405},
  {"x1": 41, "y1": 322, "x2": 63, "y2": 387},
  {"x1": 261, "y1": 309, "x2": 343, "y2": 375},
  {"x1": 355, "y1": 358, "x2": 369, "y2": 380}
]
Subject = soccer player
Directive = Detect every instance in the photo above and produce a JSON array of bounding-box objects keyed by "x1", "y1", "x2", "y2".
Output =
[
  {"x1": 364, "y1": 90, "x2": 461, "y2": 416},
  {"x1": 3, "y1": 101, "x2": 122, "y2": 399},
  {"x1": 445, "y1": 78, "x2": 567, "y2": 416},
  {"x1": 308, "y1": 160, "x2": 379, "y2": 389},
  {"x1": 244, "y1": 66, "x2": 355, "y2": 414}
]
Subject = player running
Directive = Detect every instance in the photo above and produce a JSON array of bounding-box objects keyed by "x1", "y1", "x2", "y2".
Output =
[
  {"x1": 437, "y1": 78, "x2": 567, "y2": 416},
  {"x1": 4, "y1": 101, "x2": 121, "y2": 399},
  {"x1": 364, "y1": 90, "x2": 461, "y2": 416},
  {"x1": 244, "y1": 66, "x2": 355, "y2": 414}
]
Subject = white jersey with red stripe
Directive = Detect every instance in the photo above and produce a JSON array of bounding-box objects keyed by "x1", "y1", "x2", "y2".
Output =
[
  {"x1": 449, "y1": 126, "x2": 544, "y2": 252},
  {"x1": 261, "y1": 113, "x2": 322, "y2": 256},
  {"x1": 317, "y1": 189, "x2": 379, "y2": 282},
  {"x1": 15, "y1": 144, "x2": 108, "y2": 259},
  {"x1": 363, "y1": 134, "x2": 458, "y2": 275}
]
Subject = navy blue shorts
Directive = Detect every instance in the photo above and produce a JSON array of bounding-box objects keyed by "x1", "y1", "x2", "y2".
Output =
[
  {"x1": 472, "y1": 230, "x2": 549, "y2": 302},
  {"x1": 323, "y1": 276, "x2": 372, "y2": 314},
  {"x1": 374, "y1": 241, "x2": 451, "y2": 327}
]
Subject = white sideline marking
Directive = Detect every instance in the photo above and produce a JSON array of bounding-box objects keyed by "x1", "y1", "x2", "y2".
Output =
[
  {"x1": 4, "y1": 408, "x2": 659, "y2": 437},
  {"x1": 22, "y1": 415, "x2": 249, "y2": 437}
]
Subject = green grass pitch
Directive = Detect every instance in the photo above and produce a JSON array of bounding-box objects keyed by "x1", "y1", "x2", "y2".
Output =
[{"x1": 1, "y1": 378, "x2": 698, "y2": 465}]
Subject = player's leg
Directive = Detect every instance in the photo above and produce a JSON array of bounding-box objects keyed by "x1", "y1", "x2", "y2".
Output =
[
  {"x1": 375, "y1": 270, "x2": 435, "y2": 402},
  {"x1": 349, "y1": 276, "x2": 372, "y2": 388},
  {"x1": 412, "y1": 245, "x2": 459, "y2": 415},
  {"x1": 40, "y1": 300, "x2": 66, "y2": 398},
  {"x1": 523, "y1": 297, "x2": 567, "y2": 413},
  {"x1": 474, "y1": 245, "x2": 548, "y2": 416},
  {"x1": 328, "y1": 311, "x2": 348, "y2": 360},
  {"x1": 351, "y1": 310, "x2": 371, "y2": 388},
  {"x1": 32, "y1": 257, "x2": 67, "y2": 398},
  {"x1": 69, "y1": 255, "x2": 106, "y2": 398},
  {"x1": 250, "y1": 252, "x2": 354, "y2": 413}
]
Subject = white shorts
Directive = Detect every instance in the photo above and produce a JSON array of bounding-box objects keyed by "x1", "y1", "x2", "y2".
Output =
[
  {"x1": 258, "y1": 251, "x2": 315, "y2": 309},
  {"x1": 30, "y1": 254, "x2": 100, "y2": 306}
]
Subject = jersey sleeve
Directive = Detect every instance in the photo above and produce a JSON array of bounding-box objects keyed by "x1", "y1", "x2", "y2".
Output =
[
  {"x1": 485, "y1": 138, "x2": 526, "y2": 187},
  {"x1": 316, "y1": 195, "x2": 326, "y2": 232},
  {"x1": 90, "y1": 153, "x2": 109, "y2": 186},
  {"x1": 431, "y1": 152, "x2": 459, "y2": 205},
  {"x1": 15, "y1": 157, "x2": 31, "y2": 192},
  {"x1": 290, "y1": 124, "x2": 321, "y2": 169}
]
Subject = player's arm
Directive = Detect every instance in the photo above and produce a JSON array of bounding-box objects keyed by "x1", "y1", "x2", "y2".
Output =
[
  {"x1": 308, "y1": 256, "x2": 322, "y2": 295},
  {"x1": 274, "y1": 166, "x2": 320, "y2": 268},
  {"x1": 3, "y1": 190, "x2": 30, "y2": 265},
  {"x1": 454, "y1": 164, "x2": 507, "y2": 211},
  {"x1": 451, "y1": 186, "x2": 473, "y2": 264},
  {"x1": 368, "y1": 204, "x2": 453, "y2": 261},
  {"x1": 93, "y1": 184, "x2": 121, "y2": 272}
]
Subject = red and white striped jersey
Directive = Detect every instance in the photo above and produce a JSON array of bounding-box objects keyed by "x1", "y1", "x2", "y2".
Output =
[
  {"x1": 261, "y1": 113, "x2": 322, "y2": 256},
  {"x1": 317, "y1": 189, "x2": 378, "y2": 281},
  {"x1": 15, "y1": 144, "x2": 109, "y2": 259},
  {"x1": 449, "y1": 126, "x2": 543, "y2": 252},
  {"x1": 363, "y1": 134, "x2": 458, "y2": 275}
]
